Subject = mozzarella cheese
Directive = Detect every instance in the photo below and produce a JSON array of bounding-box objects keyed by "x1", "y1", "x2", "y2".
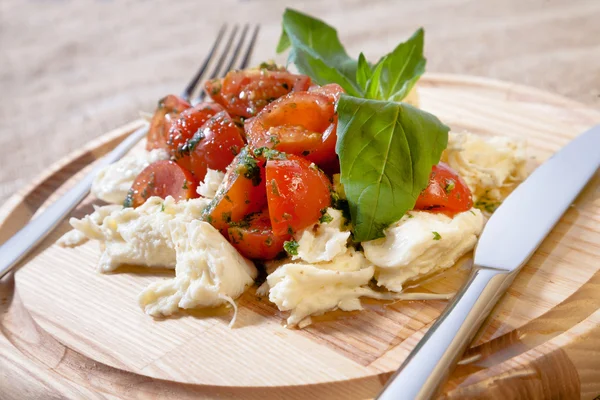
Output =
[
  {"x1": 442, "y1": 132, "x2": 528, "y2": 205},
  {"x1": 65, "y1": 196, "x2": 210, "y2": 272},
  {"x1": 267, "y1": 249, "x2": 384, "y2": 328},
  {"x1": 362, "y1": 209, "x2": 484, "y2": 292},
  {"x1": 91, "y1": 148, "x2": 170, "y2": 204},
  {"x1": 138, "y1": 220, "x2": 257, "y2": 324},
  {"x1": 196, "y1": 169, "x2": 225, "y2": 199},
  {"x1": 294, "y1": 208, "x2": 350, "y2": 263}
]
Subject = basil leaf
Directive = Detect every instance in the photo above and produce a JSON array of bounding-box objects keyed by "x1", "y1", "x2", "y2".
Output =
[
  {"x1": 364, "y1": 61, "x2": 384, "y2": 100},
  {"x1": 336, "y1": 95, "x2": 449, "y2": 241},
  {"x1": 372, "y1": 28, "x2": 426, "y2": 101},
  {"x1": 277, "y1": 8, "x2": 362, "y2": 96},
  {"x1": 356, "y1": 53, "x2": 372, "y2": 91}
]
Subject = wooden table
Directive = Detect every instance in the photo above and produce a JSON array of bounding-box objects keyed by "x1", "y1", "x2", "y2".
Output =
[{"x1": 1, "y1": 1, "x2": 600, "y2": 398}]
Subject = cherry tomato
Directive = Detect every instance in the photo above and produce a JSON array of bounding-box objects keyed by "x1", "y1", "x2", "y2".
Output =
[
  {"x1": 245, "y1": 89, "x2": 339, "y2": 171},
  {"x1": 175, "y1": 111, "x2": 245, "y2": 181},
  {"x1": 205, "y1": 69, "x2": 312, "y2": 119},
  {"x1": 266, "y1": 154, "x2": 332, "y2": 236},
  {"x1": 166, "y1": 102, "x2": 224, "y2": 157},
  {"x1": 414, "y1": 162, "x2": 473, "y2": 216},
  {"x1": 309, "y1": 83, "x2": 345, "y2": 102},
  {"x1": 125, "y1": 160, "x2": 198, "y2": 208},
  {"x1": 227, "y1": 209, "x2": 290, "y2": 260},
  {"x1": 146, "y1": 95, "x2": 191, "y2": 151},
  {"x1": 201, "y1": 148, "x2": 267, "y2": 233}
]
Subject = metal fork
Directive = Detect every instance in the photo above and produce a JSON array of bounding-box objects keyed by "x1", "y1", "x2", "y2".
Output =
[{"x1": 0, "y1": 24, "x2": 260, "y2": 279}]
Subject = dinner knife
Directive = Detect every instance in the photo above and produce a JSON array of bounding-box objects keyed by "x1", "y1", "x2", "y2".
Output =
[{"x1": 377, "y1": 124, "x2": 600, "y2": 400}]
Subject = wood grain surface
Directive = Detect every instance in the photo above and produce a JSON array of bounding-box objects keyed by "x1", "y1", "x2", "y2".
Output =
[
  {"x1": 1, "y1": 75, "x2": 599, "y2": 399},
  {"x1": 1, "y1": 0, "x2": 600, "y2": 205}
]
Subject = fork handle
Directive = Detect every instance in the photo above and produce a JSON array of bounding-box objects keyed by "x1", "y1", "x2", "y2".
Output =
[
  {"x1": 376, "y1": 266, "x2": 515, "y2": 400},
  {"x1": 0, "y1": 125, "x2": 149, "y2": 279}
]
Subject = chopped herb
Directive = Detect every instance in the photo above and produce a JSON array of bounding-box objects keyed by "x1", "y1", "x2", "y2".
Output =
[
  {"x1": 231, "y1": 145, "x2": 240, "y2": 155},
  {"x1": 475, "y1": 199, "x2": 500, "y2": 213},
  {"x1": 309, "y1": 162, "x2": 319, "y2": 171},
  {"x1": 287, "y1": 225, "x2": 294, "y2": 235},
  {"x1": 269, "y1": 135, "x2": 281, "y2": 145},
  {"x1": 123, "y1": 189, "x2": 134, "y2": 208},
  {"x1": 265, "y1": 237, "x2": 273, "y2": 247},
  {"x1": 289, "y1": 102, "x2": 297, "y2": 109},
  {"x1": 319, "y1": 208, "x2": 333, "y2": 223},
  {"x1": 182, "y1": 180, "x2": 189, "y2": 190},
  {"x1": 444, "y1": 179, "x2": 455, "y2": 193},
  {"x1": 161, "y1": 203, "x2": 165, "y2": 212},
  {"x1": 222, "y1": 212, "x2": 232, "y2": 223},
  {"x1": 407, "y1": 213, "x2": 414, "y2": 219},
  {"x1": 205, "y1": 215, "x2": 214, "y2": 224},
  {"x1": 331, "y1": 192, "x2": 351, "y2": 222},
  {"x1": 235, "y1": 148, "x2": 262, "y2": 186},
  {"x1": 224, "y1": 195, "x2": 232, "y2": 203},
  {"x1": 253, "y1": 147, "x2": 286, "y2": 160},
  {"x1": 283, "y1": 240, "x2": 299, "y2": 256},
  {"x1": 177, "y1": 129, "x2": 205, "y2": 157},
  {"x1": 432, "y1": 231, "x2": 441, "y2": 240},
  {"x1": 271, "y1": 179, "x2": 280, "y2": 196},
  {"x1": 470, "y1": 210, "x2": 476, "y2": 215},
  {"x1": 282, "y1": 212, "x2": 292, "y2": 220}
]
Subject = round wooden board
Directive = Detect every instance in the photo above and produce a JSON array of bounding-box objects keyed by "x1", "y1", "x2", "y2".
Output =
[{"x1": 1, "y1": 74, "x2": 599, "y2": 400}]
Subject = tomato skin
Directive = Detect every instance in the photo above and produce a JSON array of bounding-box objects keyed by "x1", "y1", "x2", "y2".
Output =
[
  {"x1": 414, "y1": 162, "x2": 473, "y2": 216},
  {"x1": 245, "y1": 89, "x2": 339, "y2": 170},
  {"x1": 175, "y1": 111, "x2": 244, "y2": 181},
  {"x1": 205, "y1": 69, "x2": 312, "y2": 119},
  {"x1": 227, "y1": 209, "x2": 290, "y2": 260},
  {"x1": 126, "y1": 160, "x2": 198, "y2": 208},
  {"x1": 266, "y1": 154, "x2": 333, "y2": 236},
  {"x1": 146, "y1": 95, "x2": 191, "y2": 151},
  {"x1": 201, "y1": 148, "x2": 267, "y2": 233},
  {"x1": 309, "y1": 83, "x2": 345, "y2": 102},
  {"x1": 166, "y1": 102, "x2": 224, "y2": 158}
]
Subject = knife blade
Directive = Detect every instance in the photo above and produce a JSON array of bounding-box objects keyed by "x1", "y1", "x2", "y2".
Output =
[{"x1": 377, "y1": 125, "x2": 600, "y2": 400}]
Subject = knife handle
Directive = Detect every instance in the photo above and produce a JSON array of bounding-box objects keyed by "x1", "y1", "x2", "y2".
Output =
[{"x1": 377, "y1": 266, "x2": 514, "y2": 400}]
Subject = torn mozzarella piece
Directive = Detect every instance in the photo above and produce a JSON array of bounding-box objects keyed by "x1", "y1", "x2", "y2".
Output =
[
  {"x1": 362, "y1": 209, "x2": 484, "y2": 292},
  {"x1": 442, "y1": 132, "x2": 528, "y2": 205},
  {"x1": 57, "y1": 229, "x2": 89, "y2": 247},
  {"x1": 267, "y1": 249, "x2": 387, "y2": 328},
  {"x1": 196, "y1": 169, "x2": 225, "y2": 199},
  {"x1": 91, "y1": 147, "x2": 170, "y2": 204},
  {"x1": 64, "y1": 196, "x2": 209, "y2": 272},
  {"x1": 294, "y1": 208, "x2": 350, "y2": 263},
  {"x1": 138, "y1": 220, "x2": 257, "y2": 324}
]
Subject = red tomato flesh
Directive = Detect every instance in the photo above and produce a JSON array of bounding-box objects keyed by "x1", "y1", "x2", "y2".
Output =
[
  {"x1": 245, "y1": 89, "x2": 339, "y2": 170},
  {"x1": 205, "y1": 69, "x2": 312, "y2": 119},
  {"x1": 146, "y1": 95, "x2": 191, "y2": 151},
  {"x1": 167, "y1": 102, "x2": 224, "y2": 157},
  {"x1": 414, "y1": 162, "x2": 473, "y2": 216},
  {"x1": 227, "y1": 209, "x2": 290, "y2": 260},
  {"x1": 126, "y1": 160, "x2": 198, "y2": 208},
  {"x1": 175, "y1": 111, "x2": 244, "y2": 181},
  {"x1": 201, "y1": 148, "x2": 267, "y2": 233},
  {"x1": 266, "y1": 154, "x2": 332, "y2": 236}
]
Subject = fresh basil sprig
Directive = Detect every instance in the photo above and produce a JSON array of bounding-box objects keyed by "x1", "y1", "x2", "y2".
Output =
[
  {"x1": 336, "y1": 96, "x2": 448, "y2": 241},
  {"x1": 277, "y1": 8, "x2": 449, "y2": 241}
]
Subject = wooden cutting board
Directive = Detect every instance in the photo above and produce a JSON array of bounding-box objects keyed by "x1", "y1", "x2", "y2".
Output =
[{"x1": 1, "y1": 74, "x2": 599, "y2": 400}]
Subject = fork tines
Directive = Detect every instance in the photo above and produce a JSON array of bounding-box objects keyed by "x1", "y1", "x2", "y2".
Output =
[{"x1": 182, "y1": 24, "x2": 260, "y2": 104}]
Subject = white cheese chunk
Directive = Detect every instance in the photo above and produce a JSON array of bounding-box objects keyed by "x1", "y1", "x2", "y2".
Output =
[
  {"x1": 138, "y1": 220, "x2": 257, "y2": 324},
  {"x1": 66, "y1": 196, "x2": 209, "y2": 272},
  {"x1": 267, "y1": 249, "x2": 387, "y2": 328},
  {"x1": 196, "y1": 169, "x2": 226, "y2": 199},
  {"x1": 91, "y1": 148, "x2": 169, "y2": 204},
  {"x1": 443, "y1": 132, "x2": 528, "y2": 205},
  {"x1": 362, "y1": 209, "x2": 484, "y2": 292},
  {"x1": 294, "y1": 208, "x2": 350, "y2": 263}
]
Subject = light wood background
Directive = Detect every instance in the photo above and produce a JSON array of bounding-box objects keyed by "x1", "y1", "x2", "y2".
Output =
[{"x1": 1, "y1": 0, "x2": 599, "y2": 205}]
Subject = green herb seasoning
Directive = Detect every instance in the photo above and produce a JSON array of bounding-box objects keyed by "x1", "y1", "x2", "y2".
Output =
[
  {"x1": 283, "y1": 240, "x2": 299, "y2": 256},
  {"x1": 444, "y1": 179, "x2": 455, "y2": 193},
  {"x1": 432, "y1": 231, "x2": 442, "y2": 240},
  {"x1": 319, "y1": 210, "x2": 333, "y2": 223}
]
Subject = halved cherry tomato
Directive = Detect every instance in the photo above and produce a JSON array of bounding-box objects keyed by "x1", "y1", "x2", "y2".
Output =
[
  {"x1": 227, "y1": 209, "x2": 290, "y2": 260},
  {"x1": 414, "y1": 162, "x2": 473, "y2": 216},
  {"x1": 245, "y1": 89, "x2": 339, "y2": 170},
  {"x1": 146, "y1": 95, "x2": 191, "y2": 151},
  {"x1": 205, "y1": 69, "x2": 312, "y2": 119},
  {"x1": 166, "y1": 102, "x2": 224, "y2": 157},
  {"x1": 175, "y1": 111, "x2": 244, "y2": 181},
  {"x1": 266, "y1": 154, "x2": 332, "y2": 236},
  {"x1": 125, "y1": 160, "x2": 198, "y2": 208},
  {"x1": 309, "y1": 83, "x2": 345, "y2": 102},
  {"x1": 201, "y1": 148, "x2": 267, "y2": 233}
]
